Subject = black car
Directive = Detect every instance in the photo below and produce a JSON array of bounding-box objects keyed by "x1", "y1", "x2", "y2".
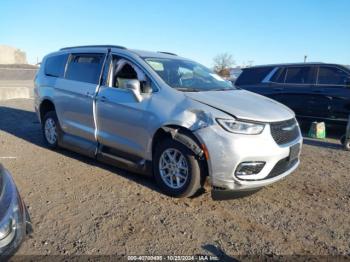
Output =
[
  {"x1": 235, "y1": 63, "x2": 350, "y2": 127},
  {"x1": 0, "y1": 164, "x2": 32, "y2": 258}
]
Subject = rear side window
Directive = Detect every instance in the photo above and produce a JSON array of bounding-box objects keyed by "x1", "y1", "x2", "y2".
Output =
[
  {"x1": 45, "y1": 54, "x2": 68, "y2": 78},
  {"x1": 65, "y1": 53, "x2": 104, "y2": 84},
  {"x1": 285, "y1": 66, "x2": 316, "y2": 84},
  {"x1": 235, "y1": 67, "x2": 273, "y2": 85},
  {"x1": 318, "y1": 66, "x2": 349, "y2": 85},
  {"x1": 270, "y1": 68, "x2": 286, "y2": 83}
]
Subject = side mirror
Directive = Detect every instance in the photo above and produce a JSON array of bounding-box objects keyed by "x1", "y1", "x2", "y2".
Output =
[
  {"x1": 123, "y1": 79, "x2": 143, "y2": 102},
  {"x1": 141, "y1": 81, "x2": 153, "y2": 94}
]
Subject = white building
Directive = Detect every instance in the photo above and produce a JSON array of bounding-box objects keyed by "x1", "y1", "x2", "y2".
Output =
[{"x1": 0, "y1": 45, "x2": 27, "y2": 64}]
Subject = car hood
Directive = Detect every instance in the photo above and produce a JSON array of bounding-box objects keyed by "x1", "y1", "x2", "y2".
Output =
[{"x1": 185, "y1": 90, "x2": 294, "y2": 122}]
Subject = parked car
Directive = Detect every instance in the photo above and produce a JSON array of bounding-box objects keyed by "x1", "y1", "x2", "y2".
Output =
[
  {"x1": 235, "y1": 63, "x2": 350, "y2": 127},
  {"x1": 34, "y1": 45, "x2": 302, "y2": 198},
  {"x1": 0, "y1": 164, "x2": 32, "y2": 258}
]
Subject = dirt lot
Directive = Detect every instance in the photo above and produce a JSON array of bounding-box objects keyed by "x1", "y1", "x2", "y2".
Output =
[{"x1": 1, "y1": 99, "x2": 350, "y2": 260}]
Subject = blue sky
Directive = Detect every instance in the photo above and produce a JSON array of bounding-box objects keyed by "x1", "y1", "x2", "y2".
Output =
[{"x1": 1, "y1": 0, "x2": 349, "y2": 67}]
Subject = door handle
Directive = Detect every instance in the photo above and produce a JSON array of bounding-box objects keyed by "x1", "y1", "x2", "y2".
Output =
[
  {"x1": 273, "y1": 87, "x2": 283, "y2": 91},
  {"x1": 86, "y1": 92, "x2": 94, "y2": 98},
  {"x1": 99, "y1": 96, "x2": 108, "y2": 102},
  {"x1": 313, "y1": 89, "x2": 323, "y2": 93}
]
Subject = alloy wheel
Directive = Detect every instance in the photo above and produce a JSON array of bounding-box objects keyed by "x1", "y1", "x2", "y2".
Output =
[{"x1": 158, "y1": 148, "x2": 189, "y2": 189}]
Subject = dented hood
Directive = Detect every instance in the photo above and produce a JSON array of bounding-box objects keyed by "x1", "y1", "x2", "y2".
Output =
[{"x1": 185, "y1": 90, "x2": 294, "y2": 122}]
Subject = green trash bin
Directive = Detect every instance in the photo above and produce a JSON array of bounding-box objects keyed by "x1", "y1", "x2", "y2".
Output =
[{"x1": 308, "y1": 121, "x2": 326, "y2": 139}]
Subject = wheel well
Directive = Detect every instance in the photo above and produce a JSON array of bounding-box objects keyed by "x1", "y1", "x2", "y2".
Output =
[
  {"x1": 39, "y1": 100, "x2": 55, "y2": 121},
  {"x1": 152, "y1": 125, "x2": 209, "y2": 179}
]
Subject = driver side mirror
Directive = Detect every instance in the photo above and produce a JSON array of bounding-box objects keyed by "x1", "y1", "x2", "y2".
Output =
[
  {"x1": 122, "y1": 79, "x2": 143, "y2": 102},
  {"x1": 141, "y1": 80, "x2": 153, "y2": 94}
]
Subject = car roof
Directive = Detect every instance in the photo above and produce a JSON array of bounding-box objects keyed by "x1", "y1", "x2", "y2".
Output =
[
  {"x1": 57, "y1": 45, "x2": 189, "y2": 60},
  {"x1": 129, "y1": 49, "x2": 188, "y2": 60},
  {"x1": 244, "y1": 62, "x2": 348, "y2": 69}
]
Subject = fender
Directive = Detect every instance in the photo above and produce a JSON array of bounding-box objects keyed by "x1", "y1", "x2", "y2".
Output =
[{"x1": 161, "y1": 126, "x2": 204, "y2": 158}]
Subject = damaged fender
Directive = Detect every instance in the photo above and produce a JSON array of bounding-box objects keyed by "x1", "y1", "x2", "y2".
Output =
[
  {"x1": 160, "y1": 109, "x2": 214, "y2": 158},
  {"x1": 161, "y1": 126, "x2": 204, "y2": 157}
]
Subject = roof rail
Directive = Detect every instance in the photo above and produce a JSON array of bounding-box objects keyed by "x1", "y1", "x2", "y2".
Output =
[
  {"x1": 158, "y1": 51, "x2": 177, "y2": 56},
  {"x1": 60, "y1": 45, "x2": 127, "y2": 51}
]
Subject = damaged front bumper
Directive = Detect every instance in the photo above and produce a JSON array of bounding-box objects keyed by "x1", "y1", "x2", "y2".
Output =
[
  {"x1": 0, "y1": 164, "x2": 32, "y2": 258},
  {"x1": 194, "y1": 123, "x2": 302, "y2": 199}
]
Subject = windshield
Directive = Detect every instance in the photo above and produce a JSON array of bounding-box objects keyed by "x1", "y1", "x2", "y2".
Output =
[{"x1": 144, "y1": 57, "x2": 235, "y2": 91}]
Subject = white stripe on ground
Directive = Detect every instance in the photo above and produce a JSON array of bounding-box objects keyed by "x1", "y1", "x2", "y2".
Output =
[{"x1": 0, "y1": 157, "x2": 17, "y2": 159}]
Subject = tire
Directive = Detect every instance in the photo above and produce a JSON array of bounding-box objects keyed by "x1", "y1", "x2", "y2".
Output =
[
  {"x1": 345, "y1": 139, "x2": 350, "y2": 151},
  {"x1": 340, "y1": 135, "x2": 346, "y2": 145},
  {"x1": 153, "y1": 138, "x2": 202, "y2": 198},
  {"x1": 42, "y1": 111, "x2": 61, "y2": 149}
]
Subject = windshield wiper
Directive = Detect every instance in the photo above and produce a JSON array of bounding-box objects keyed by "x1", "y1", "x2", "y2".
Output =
[
  {"x1": 211, "y1": 88, "x2": 236, "y2": 91},
  {"x1": 174, "y1": 87, "x2": 201, "y2": 92}
]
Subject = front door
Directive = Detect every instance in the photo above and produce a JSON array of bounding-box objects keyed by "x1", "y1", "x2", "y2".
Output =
[
  {"x1": 280, "y1": 66, "x2": 317, "y2": 118},
  {"x1": 95, "y1": 56, "x2": 155, "y2": 158},
  {"x1": 264, "y1": 67, "x2": 286, "y2": 102}
]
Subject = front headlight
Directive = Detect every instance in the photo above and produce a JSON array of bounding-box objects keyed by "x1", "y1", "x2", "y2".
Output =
[
  {"x1": 217, "y1": 118, "x2": 265, "y2": 135},
  {"x1": 0, "y1": 220, "x2": 12, "y2": 241},
  {"x1": 0, "y1": 165, "x2": 27, "y2": 253},
  {"x1": 0, "y1": 169, "x2": 3, "y2": 198}
]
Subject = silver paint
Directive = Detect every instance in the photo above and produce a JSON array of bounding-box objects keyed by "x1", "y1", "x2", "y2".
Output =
[{"x1": 34, "y1": 46, "x2": 303, "y2": 191}]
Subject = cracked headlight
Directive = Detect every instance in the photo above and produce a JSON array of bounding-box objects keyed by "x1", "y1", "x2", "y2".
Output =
[{"x1": 217, "y1": 118, "x2": 265, "y2": 135}]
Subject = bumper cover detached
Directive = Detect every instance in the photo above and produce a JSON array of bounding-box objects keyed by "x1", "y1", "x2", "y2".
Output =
[
  {"x1": 211, "y1": 159, "x2": 299, "y2": 200},
  {"x1": 0, "y1": 165, "x2": 32, "y2": 258},
  {"x1": 193, "y1": 122, "x2": 302, "y2": 200}
]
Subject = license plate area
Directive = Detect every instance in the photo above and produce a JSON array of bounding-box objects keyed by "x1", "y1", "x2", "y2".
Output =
[{"x1": 289, "y1": 143, "x2": 300, "y2": 162}]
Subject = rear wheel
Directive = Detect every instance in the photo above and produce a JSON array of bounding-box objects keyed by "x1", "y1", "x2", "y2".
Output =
[
  {"x1": 153, "y1": 138, "x2": 202, "y2": 198},
  {"x1": 42, "y1": 111, "x2": 61, "y2": 149}
]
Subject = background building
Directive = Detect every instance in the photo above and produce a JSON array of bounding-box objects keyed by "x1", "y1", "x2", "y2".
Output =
[{"x1": 0, "y1": 45, "x2": 27, "y2": 64}]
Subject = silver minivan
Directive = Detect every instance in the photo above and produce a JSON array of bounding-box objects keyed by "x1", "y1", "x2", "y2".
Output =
[{"x1": 34, "y1": 45, "x2": 302, "y2": 198}]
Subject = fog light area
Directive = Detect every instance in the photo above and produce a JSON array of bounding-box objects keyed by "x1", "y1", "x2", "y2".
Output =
[{"x1": 235, "y1": 162, "x2": 266, "y2": 176}]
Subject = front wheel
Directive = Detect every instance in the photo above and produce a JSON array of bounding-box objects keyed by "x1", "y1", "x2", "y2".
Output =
[
  {"x1": 344, "y1": 139, "x2": 350, "y2": 151},
  {"x1": 153, "y1": 138, "x2": 202, "y2": 198}
]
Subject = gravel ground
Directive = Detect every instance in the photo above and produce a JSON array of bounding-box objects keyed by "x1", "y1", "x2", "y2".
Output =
[{"x1": 1, "y1": 99, "x2": 350, "y2": 260}]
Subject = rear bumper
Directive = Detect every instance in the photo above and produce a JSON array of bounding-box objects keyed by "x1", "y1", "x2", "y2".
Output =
[{"x1": 0, "y1": 165, "x2": 32, "y2": 258}]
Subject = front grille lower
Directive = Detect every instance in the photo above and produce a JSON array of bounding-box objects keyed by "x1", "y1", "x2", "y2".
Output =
[
  {"x1": 270, "y1": 118, "x2": 300, "y2": 145},
  {"x1": 236, "y1": 157, "x2": 298, "y2": 181},
  {"x1": 265, "y1": 158, "x2": 298, "y2": 180}
]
